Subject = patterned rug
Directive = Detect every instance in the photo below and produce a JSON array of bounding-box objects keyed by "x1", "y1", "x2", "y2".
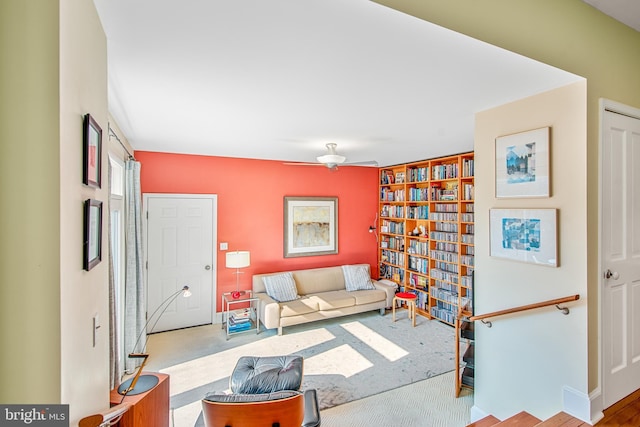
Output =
[{"x1": 145, "y1": 309, "x2": 456, "y2": 427}]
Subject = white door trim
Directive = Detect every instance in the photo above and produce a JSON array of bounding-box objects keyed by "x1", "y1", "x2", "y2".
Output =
[
  {"x1": 596, "y1": 99, "x2": 640, "y2": 419},
  {"x1": 142, "y1": 193, "x2": 219, "y2": 326}
]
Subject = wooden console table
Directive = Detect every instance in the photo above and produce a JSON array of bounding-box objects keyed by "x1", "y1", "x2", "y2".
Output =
[{"x1": 109, "y1": 372, "x2": 169, "y2": 427}]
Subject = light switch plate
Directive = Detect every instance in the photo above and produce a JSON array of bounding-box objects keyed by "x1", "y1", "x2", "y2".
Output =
[{"x1": 93, "y1": 314, "x2": 100, "y2": 347}]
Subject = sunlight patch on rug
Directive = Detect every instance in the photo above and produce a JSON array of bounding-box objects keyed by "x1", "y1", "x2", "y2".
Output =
[
  {"x1": 162, "y1": 327, "x2": 336, "y2": 395},
  {"x1": 340, "y1": 320, "x2": 408, "y2": 361},
  {"x1": 305, "y1": 344, "x2": 373, "y2": 378}
]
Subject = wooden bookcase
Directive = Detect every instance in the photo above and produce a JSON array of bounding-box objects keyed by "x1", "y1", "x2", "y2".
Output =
[
  {"x1": 455, "y1": 310, "x2": 475, "y2": 396},
  {"x1": 378, "y1": 152, "x2": 474, "y2": 325}
]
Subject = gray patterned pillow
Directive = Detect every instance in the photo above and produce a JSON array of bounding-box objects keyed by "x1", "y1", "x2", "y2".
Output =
[
  {"x1": 263, "y1": 272, "x2": 299, "y2": 302},
  {"x1": 342, "y1": 265, "x2": 375, "y2": 291}
]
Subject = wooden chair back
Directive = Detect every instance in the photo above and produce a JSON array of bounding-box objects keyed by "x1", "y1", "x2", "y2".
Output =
[{"x1": 201, "y1": 393, "x2": 304, "y2": 427}]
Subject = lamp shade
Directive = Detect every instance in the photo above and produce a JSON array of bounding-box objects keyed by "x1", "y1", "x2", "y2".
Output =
[
  {"x1": 317, "y1": 153, "x2": 346, "y2": 164},
  {"x1": 226, "y1": 251, "x2": 250, "y2": 268}
]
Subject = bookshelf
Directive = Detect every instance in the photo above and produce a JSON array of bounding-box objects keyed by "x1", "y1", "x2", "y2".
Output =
[
  {"x1": 378, "y1": 152, "x2": 474, "y2": 326},
  {"x1": 455, "y1": 310, "x2": 474, "y2": 396}
]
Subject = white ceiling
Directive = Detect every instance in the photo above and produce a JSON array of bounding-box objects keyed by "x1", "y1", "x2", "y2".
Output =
[
  {"x1": 94, "y1": 0, "x2": 587, "y2": 167},
  {"x1": 582, "y1": 0, "x2": 640, "y2": 32}
]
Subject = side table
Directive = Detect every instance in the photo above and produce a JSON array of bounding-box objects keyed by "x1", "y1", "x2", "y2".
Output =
[
  {"x1": 109, "y1": 372, "x2": 169, "y2": 427},
  {"x1": 222, "y1": 291, "x2": 260, "y2": 339}
]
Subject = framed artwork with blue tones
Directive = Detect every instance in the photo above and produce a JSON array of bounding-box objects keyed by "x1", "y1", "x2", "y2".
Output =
[
  {"x1": 495, "y1": 127, "x2": 550, "y2": 198},
  {"x1": 490, "y1": 208, "x2": 557, "y2": 267}
]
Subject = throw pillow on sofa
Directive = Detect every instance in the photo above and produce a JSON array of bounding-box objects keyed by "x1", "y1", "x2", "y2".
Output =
[
  {"x1": 263, "y1": 272, "x2": 299, "y2": 302},
  {"x1": 342, "y1": 265, "x2": 375, "y2": 291}
]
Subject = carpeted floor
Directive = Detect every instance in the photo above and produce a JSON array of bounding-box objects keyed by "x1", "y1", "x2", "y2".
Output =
[
  {"x1": 320, "y1": 371, "x2": 474, "y2": 427},
  {"x1": 145, "y1": 309, "x2": 461, "y2": 427}
]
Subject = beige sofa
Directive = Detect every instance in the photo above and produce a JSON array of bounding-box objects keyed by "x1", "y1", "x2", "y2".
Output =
[{"x1": 252, "y1": 264, "x2": 397, "y2": 335}]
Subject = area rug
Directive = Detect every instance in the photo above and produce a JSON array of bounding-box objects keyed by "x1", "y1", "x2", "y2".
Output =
[{"x1": 146, "y1": 310, "x2": 456, "y2": 427}]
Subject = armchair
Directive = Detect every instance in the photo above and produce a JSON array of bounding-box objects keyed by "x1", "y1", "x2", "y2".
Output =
[
  {"x1": 201, "y1": 355, "x2": 320, "y2": 427},
  {"x1": 202, "y1": 390, "x2": 304, "y2": 427}
]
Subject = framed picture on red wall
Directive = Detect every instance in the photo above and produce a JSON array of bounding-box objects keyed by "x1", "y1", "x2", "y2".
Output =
[
  {"x1": 284, "y1": 196, "x2": 338, "y2": 258},
  {"x1": 83, "y1": 113, "x2": 102, "y2": 188}
]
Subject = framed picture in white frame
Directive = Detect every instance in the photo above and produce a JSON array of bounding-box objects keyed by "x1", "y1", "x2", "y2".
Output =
[
  {"x1": 284, "y1": 196, "x2": 338, "y2": 258},
  {"x1": 495, "y1": 127, "x2": 550, "y2": 198},
  {"x1": 490, "y1": 208, "x2": 558, "y2": 267}
]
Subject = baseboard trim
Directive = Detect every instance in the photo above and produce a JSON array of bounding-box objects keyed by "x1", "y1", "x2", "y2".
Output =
[
  {"x1": 470, "y1": 405, "x2": 490, "y2": 423},
  {"x1": 588, "y1": 386, "x2": 604, "y2": 425},
  {"x1": 563, "y1": 385, "x2": 604, "y2": 424}
]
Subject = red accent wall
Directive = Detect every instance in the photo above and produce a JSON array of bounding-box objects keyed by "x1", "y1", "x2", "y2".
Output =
[{"x1": 136, "y1": 151, "x2": 379, "y2": 310}]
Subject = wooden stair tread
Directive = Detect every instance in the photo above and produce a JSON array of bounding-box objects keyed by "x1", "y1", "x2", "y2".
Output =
[
  {"x1": 496, "y1": 411, "x2": 541, "y2": 426},
  {"x1": 536, "y1": 411, "x2": 589, "y2": 426},
  {"x1": 466, "y1": 415, "x2": 501, "y2": 427},
  {"x1": 467, "y1": 412, "x2": 589, "y2": 427}
]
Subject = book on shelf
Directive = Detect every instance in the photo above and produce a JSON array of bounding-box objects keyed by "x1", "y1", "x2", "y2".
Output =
[
  {"x1": 228, "y1": 319, "x2": 252, "y2": 332},
  {"x1": 231, "y1": 308, "x2": 251, "y2": 319},
  {"x1": 381, "y1": 170, "x2": 395, "y2": 184},
  {"x1": 229, "y1": 316, "x2": 251, "y2": 326}
]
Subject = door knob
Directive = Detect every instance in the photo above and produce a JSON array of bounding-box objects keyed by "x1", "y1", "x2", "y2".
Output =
[
  {"x1": 205, "y1": 265, "x2": 211, "y2": 270},
  {"x1": 605, "y1": 269, "x2": 619, "y2": 280}
]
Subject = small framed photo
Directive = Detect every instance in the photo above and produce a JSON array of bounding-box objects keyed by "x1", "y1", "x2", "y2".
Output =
[
  {"x1": 495, "y1": 127, "x2": 550, "y2": 198},
  {"x1": 83, "y1": 113, "x2": 102, "y2": 188},
  {"x1": 490, "y1": 208, "x2": 557, "y2": 267},
  {"x1": 284, "y1": 196, "x2": 338, "y2": 258},
  {"x1": 84, "y1": 199, "x2": 103, "y2": 271}
]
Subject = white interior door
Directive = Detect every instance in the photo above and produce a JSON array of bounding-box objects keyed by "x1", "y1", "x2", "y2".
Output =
[
  {"x1": 602, "y1": 107, "x2": 640, "y2": 408},
  {"x1": 145, "y1": 194, "x2": 217, "y2": 333}
]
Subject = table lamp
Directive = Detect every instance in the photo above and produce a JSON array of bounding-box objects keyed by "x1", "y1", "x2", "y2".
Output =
[
  {"x1": 226, "y1": 250, "x2": 250, "y2": 299},
  {"x1": 117, "y1": 285, "x2": 192, "y2": 396}
]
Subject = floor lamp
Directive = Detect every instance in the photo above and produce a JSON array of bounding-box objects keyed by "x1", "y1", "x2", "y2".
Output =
[
  {"x1": 117, "y1": 285, "x2": 192, "y2": 396},
  {"x1": 226, "y1": 250, "x2": 250, "y2": 299}
]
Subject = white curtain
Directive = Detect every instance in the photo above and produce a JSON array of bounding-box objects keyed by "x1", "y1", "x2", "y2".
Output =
[
  {"x1": 108, "y1": 162, "x2": 121, "y2": 388},
  {"x1": 124, "y1": 160, "x2": 145, "y2": 372}
]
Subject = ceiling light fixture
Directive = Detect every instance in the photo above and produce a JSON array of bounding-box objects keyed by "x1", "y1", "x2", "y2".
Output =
[{"x1": 317, "y1": 143, "x2": 346, "y2": 165}]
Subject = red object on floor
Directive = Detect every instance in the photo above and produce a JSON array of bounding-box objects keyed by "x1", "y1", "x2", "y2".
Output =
[{"x1": 396, "y1": 292, "x2": 417, "y2": 299}]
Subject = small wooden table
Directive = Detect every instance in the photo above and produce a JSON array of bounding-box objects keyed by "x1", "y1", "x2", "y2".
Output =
[{"x1": 110, "y1": 372, "x2": 169, "y2": 427}]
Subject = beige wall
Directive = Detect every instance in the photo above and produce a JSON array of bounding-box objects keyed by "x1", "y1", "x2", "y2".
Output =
[
  {"x1": 475, "y1": 81, "x2": 587, "y2": 420},
  {"x1": 60, "y1": 0, "x2": 109, "y2": 423},
  {"x1": 0, "y1": 0, "x2": 109, "y2": 423},
  {"x1": 375, "y1": 0, "x2": 640, "y2": 412},
  {"x1": 0, "y1": 1, "x2": 62, "y2": 403}
]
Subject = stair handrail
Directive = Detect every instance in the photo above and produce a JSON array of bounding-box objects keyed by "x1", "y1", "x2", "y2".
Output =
[
  {"x1": 468, "y1": 294, "x2": 580, "y2": 327},
  {"x1": 78, "y1": 402, "x2": 132, "y2": 427}
]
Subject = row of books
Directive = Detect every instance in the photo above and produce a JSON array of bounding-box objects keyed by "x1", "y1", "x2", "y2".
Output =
[{"x1": 228, "y1": 309, "x2": 253, "y2": 332}]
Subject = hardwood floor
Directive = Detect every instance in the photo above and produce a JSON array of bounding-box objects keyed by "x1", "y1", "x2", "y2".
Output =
[{"x1": 596, "y1": 389, "x2": 640, "y2": 426}]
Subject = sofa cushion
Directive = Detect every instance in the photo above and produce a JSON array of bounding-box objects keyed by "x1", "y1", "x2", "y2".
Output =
[
  {"x1": 342, "y1": 264, "x2": 375, "y2": 291},
  {"x1": 291, "y1": 266, "x2": 346, "y2": 294},
  {"x1": 310, "y1": 291, "x2": 356, "y2": 310},
  {"x1": 279, "y1": 297, "x2": 319, "y2": 318},
  {"x1": 350, "y1": 289, "x2": 387, "y2": 305},
  {"x1": 263, "y1": 272, "x2": 299, "y2": 302}
]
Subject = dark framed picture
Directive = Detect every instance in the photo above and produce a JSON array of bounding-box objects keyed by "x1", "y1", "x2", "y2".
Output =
[
  {"x1": 83, "y1": 113, "x2": 102, "y2": 188},
  {"x1": 84, "y1": 199, "x2": 103, "y2": 271},
  {"x1": 284, "y1": 196, "x2": 338, "y2": 258}
]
